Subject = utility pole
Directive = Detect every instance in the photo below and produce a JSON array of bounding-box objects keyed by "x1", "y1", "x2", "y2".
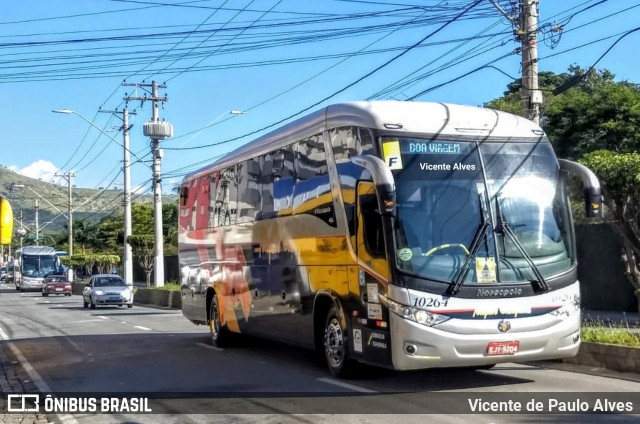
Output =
[
  {"x1": 520, "y1": 0, "x2": 541, "y2": 124},
  {"x1": 124, "y1": 81, "x2": 173, "y2": 287},
  {"x1": 55, "y1": 172, "x2": 75, "y2": 255},
  {"x1": 99, "y1": 107, "x2": 136, "y2": 285},
  {"x1": 34, "y1": 198, "x2": 39, "y2": 246},
  {"x1": 489, "y1": 0, "x2": 541, "y2": 125}
]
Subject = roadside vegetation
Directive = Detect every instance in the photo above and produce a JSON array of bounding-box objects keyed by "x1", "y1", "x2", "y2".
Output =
[
  {"x1": 581, "y1": 318, "x2": 640, "y2": 347},
  {"x1": 144, "y1": 281, "x2": 180, "y2": 291}
]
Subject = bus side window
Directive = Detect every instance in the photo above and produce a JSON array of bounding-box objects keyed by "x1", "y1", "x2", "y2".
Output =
[
  {"x1": 293, "y1": 134, "x2": 329, "y2": 214},
  {"x1": 179, "y1": 186, "x2": 189, "y2": 206},
  {"x1": 330, "y1": 126, "x2": 376, "y2": 239},
  {"x1": 216, "y1": 166, "x2": 238, "y2": 226},
  {"x1": 238, "y1": 158, "x2": 261, "y2": 223},
  {"x1": 261, "y1": 153, "x2": 274, "y2": 219},
  {"x1": 208, "y1": 171, "x2": 219, "y2": 227},
  {"x1": 360, "y1": 193, "x2": 385, "y2": 258},
  {"x1": 272, "y1": 145, "x2": 295, "y2": 216}
]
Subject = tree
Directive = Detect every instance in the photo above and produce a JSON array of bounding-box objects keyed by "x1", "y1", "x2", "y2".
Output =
[
  {"x1": 163, "y1": 203, "x2": 179, "y2": 254},
  {"x1": 60, "y1": 254, "x2": 120, "y2": 279},
  {"x1": 127, "y1": 235, "x2": 155, "y2": 287},
  {"x1": 132, "y1": 203, "x2": 154, "y2": 235},
  {"x1": 485, "y1": 66, "x2": 640, "y2": 159},
  {"x1": 580, "y1": 151, "x2": 640, "y2": 313},
  {"x1": 485, "y1": 66, "x2": 640, "y2": 312}
]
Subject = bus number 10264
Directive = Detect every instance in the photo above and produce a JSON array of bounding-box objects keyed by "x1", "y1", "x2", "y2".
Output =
[{"x1": 413, "y1": 297, "x2": 449, "y2": 308}]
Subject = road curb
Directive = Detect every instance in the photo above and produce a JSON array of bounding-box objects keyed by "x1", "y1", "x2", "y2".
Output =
[{"x1": 560, "y1": 341, "x2": 640, "y2": 374}]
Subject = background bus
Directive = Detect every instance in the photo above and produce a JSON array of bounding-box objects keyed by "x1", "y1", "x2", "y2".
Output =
[
  {"x1": 178, "y1": 101, "x2": 601, "y2": 377},
  {"x1": 13, "y1": 246, "x2": 62, "y2": 292}
]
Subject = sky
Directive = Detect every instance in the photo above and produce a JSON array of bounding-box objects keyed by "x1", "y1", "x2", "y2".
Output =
[{"x1": 1, "y1": 0, "x2": 638, "y2": 205}]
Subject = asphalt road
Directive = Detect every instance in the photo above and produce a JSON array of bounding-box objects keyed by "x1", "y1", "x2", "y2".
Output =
[{"x1": 1, "y1": 282, "x2": 639, "y2": 424}]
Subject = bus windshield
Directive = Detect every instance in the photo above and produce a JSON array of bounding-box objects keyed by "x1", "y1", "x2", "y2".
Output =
[
  {"x1": 21, "y1": 254, "x2": 57, "y2": 278},
  {"x1": 387, "y1": 137, "x2": 574, "y2": 287}
]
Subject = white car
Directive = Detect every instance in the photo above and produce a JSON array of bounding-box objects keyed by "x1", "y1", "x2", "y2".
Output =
[{"x1": 83, "y1": 274, "x2": 133, "y2": 309}]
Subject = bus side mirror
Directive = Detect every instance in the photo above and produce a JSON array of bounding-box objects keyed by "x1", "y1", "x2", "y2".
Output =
[
  {"x1": 558, "y1": 159, "x2": 603, "y2": 218},
  {"x1": 351, "y1": 155, "x2": 396, "y2": 217}
]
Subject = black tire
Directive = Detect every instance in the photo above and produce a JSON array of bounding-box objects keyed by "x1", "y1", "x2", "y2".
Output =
[
  {"x1": 127, "y1": 304, "x2": 133, "y2": 309},
  {"x1": 90, "y1": 297, "x2": 96, "y2": 309},
  {"x1": 209, "y1": 295, "x2": 228, "y2": 347},
  {"x1": 323, "y1": 305, "x2": 354, "y2": 378},
  {"x1": 83, "y1": 300, "x2": 88, "y2": 308},
  {"x1": 42, "y1": 293, "x2": 48, "y2": 297}
]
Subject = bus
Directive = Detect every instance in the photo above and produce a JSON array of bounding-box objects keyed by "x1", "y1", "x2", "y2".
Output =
[
  {"x1": 178, "y1": 101, "x2": 602, "y2": 377},
  {"x1": 14, "y1": 246, "x2": 62, "y2": 292}
]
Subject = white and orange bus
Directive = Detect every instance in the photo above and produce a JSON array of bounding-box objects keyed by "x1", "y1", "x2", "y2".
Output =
[{"x1": 178, "y1": 101, "x2": 601, "y2": 377}]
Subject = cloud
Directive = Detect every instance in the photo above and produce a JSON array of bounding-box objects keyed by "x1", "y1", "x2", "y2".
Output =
[{"x1": 16, "y1": 160, "x2": 59, "y2": 182}]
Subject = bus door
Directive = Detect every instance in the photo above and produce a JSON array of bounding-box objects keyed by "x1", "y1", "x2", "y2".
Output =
[{"x1": 351, "y1": 181, "x2": 392, "y2": 365}]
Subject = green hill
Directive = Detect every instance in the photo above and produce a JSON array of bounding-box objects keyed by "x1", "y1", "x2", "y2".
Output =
[{"x1": 0, "y1": 166, "x2": 176, "y2": 234}]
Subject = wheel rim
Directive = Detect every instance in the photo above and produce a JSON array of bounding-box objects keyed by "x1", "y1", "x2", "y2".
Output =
[
  {"x1": 210, "y1": 302, "x2": 220, "y2": 342},
  {"x1": 324, "y1": 317, "x2": 344, "y2": 367}
]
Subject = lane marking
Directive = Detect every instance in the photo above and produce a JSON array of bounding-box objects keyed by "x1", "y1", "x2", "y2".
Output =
[
  {"x1": 98, "y1": 316, "x2": 109, "y2": 320},
  {"x1": 196, "y1": 342, "x2": 223, "y2": 351},
  {"x1": 134, "y1": 325, "x2": 152, "y2": 331},
  {"x1": 317, "y1": 377, "x2": 377, "y2": 393},
  {"x1": 0, "y1": 324, "x2": 79, "y2": 424}
]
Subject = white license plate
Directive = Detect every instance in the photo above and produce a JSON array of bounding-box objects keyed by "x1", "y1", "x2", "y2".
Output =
[
  {"x1": 55, "y1": 288, "x2": 63, "y2": 292},
  {"x1": 486, "y1": 341, "x2": 519, "y2": 356}
]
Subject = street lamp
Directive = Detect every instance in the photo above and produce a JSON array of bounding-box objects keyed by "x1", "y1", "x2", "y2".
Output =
[
  {"x1": 12, "y1": 184, "x2": 62, "y2": 247},
  {"x1": 53, "y1": 108, "x2": 133, "y2": 285},
  {"x1": 178, "y1": 110, "x2": 246, "y2": 147}
]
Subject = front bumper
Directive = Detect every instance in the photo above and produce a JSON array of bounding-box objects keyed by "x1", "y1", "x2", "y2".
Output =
[
  {"x1": 95, "y1": 294, "x2": 133, "y2": 305},
  {"x1": 44, "y1": 287, "x2": 71, "y2": 295},
  {"x1": 21, "y1": 280, "x2": 43, "y2": 290},
  {"x1": 389, "y1": 312, "x2": 580, "y2": 370}
]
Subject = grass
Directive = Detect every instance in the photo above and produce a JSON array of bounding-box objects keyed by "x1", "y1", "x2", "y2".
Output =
[
  {"x1": 142, "y1": 281, "x2": 181, "y2": 291},
  {"x1": 581, "y1": 317, "x2": 640, "y2": 347}
]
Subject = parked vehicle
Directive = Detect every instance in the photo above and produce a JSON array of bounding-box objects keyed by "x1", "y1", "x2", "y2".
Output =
[
  {"x1": 42, "y1": 275, "x2": 72, "y2": 297},
  {"x1": 0, "y1": 266, "x2": 6, "y2": 281},
  {"x1": 7, "y1": 264, "x2": 19, "y2": 287},
  {"x1": 82, "y1": 274, "x2": 133, "y2": 309}
]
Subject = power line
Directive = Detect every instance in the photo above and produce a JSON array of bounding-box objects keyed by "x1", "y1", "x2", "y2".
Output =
[{"x1": 164, "y1": 0, "x2": 485, "y2": 152}]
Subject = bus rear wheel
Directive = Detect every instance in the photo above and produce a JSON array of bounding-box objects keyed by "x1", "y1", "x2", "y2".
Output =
[
  {"x1": 323, "y1": 305, "x2": 354, "y2": 378},
  {"x1": 209, "y1": 295, "x2": 228, "y2": 347}
]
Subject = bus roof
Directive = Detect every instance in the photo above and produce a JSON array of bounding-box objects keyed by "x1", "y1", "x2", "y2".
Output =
[
  {"x1": 184, "y1": 101, "x2": 544, "y2": 182},
  {"x1": 20, "y1": 246, "x2": 56, "y2": 256}
]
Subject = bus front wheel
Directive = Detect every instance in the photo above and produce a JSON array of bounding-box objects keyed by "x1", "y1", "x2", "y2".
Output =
[
  {"x1": 323, "y1": 305, "x2": 354, "y2": 378},
  {"x1": 209, "y1": 295, "x2": 228, "y2": 348}
]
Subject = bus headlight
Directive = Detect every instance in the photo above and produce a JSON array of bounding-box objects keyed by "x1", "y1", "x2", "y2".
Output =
[{"x1": 388, "y1": 299, "x2": 450, "y2": 327}]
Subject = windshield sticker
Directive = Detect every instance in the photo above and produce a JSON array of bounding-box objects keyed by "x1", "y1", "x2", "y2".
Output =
[
  {"x1": 397, "y1": 248, "x2": 413, "y2": 261},
  {"x1": 475, "y1": 257, "x2": 497, "y2": 283},
  {"x1": 383, "y1": 140, "x2": 403, "y2": 170}
]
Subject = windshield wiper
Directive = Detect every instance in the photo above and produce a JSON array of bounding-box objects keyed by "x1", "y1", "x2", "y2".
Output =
[
  {"x1": 494, "y1": 196, "x2": 549, "y2": 293},
  {"x1": 447, "y1": 221, "x2": 490, "y2": 297}
]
